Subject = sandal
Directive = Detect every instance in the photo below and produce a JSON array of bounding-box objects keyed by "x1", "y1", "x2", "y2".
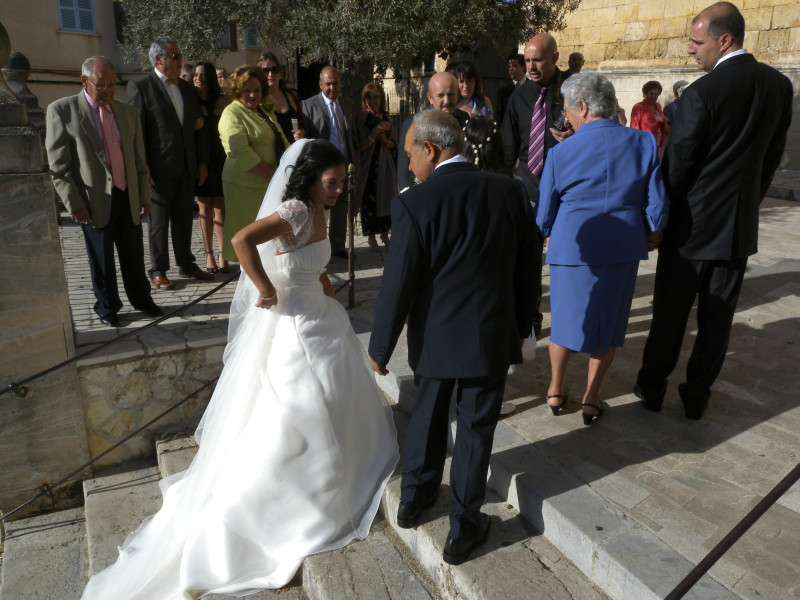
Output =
[
  {"x1": 368, "y1": 236, "x2": 382, "y2": 253},
  {"x1": 546, "y1": 393, "x2": 568, "y2": 416},
  {"x1": 380, "y1": 232, "x2": 390, "y2": 249},
  {"x1": 217, "y1": 252, "x2": 230, "y2": 273},
  {"x1": 581, "y1": 402, "x2": 605, "y2": 426},
  {"x1": 204, "y1": 250, "x2": 218, "y2": 273}
]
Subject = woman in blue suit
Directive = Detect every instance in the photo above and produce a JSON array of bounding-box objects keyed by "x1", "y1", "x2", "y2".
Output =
[{"x1": 537, "y1": 72, "x2": 669, "y2": 425}]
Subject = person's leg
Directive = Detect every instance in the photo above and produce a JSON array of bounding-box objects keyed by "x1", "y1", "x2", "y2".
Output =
[
  {"x1": 547, "y1": 341, "x2": 571, "y2": 408},
  {"x1": 680, "y1": 257, "x2": 747, "y2": 416},
  {"x1": 197, "y1": 196, "x2": 217, "y2": 271},
  {"x1": 111, "y1": 188, "x2": 152, "y2": 309},
  {"x1": 82, "y1": 214, "x2": 122, "y2": 318},
  {"x1": 400, "y1": 375, "x2": 456, "y2": 506},
  {"x1": 448, "y1": 370, "x2": 506, "y2": 540},
  {"x1": 583, "y1": 347, "x2": 616, "y2": 412},
  {"x1": 213, "y1": 197, "x2": 228, "y2": 269},
  {"x1": 636, "y1": 247, "x2": 699, "y2": 408},
  {"x1": 171, "y1": 170, "x2": 198, "y2": 271},
  {"x1": 147, "y1": 187, "x2": 172, "y2": 278}
]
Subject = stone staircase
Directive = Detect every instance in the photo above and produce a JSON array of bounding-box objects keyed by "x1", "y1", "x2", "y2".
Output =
[{"x1": 0, "y1": 405, "x2": 607, "y2": 600}]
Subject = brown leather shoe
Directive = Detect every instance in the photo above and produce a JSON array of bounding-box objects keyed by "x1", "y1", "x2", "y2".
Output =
[
  {"x1": 151, "y1": 275, "x2": 174, "y2": 290},
  {"x1": 179, "y1": 263, "x2": 215, "y2": 281}
]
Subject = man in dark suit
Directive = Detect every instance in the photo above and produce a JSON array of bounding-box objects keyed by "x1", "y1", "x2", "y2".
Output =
[
  {"x1": 635, "y1": 2, "x2": 793, "y2": 420},
  {"x1": 396, "y1": 72, "x2": 470, "y2": 191},
  {"x1": 302, "y1": 66, "x2": 359, "y2": 260},
  {"x1": 494, "y1": 53, "x2": 525, "y2": 127},
  {"x1": 46, "y1": 56, "x2": 162, "y2": 327},
  {"x1": 500, "y1": 33, "x2": 572, "y2": 336},
  {"x1": 368, "y1": 110, "x2": 537, "y2": 565},
  {"x1": 126, "y1": 36, "x2": 212, "y2": 290}
]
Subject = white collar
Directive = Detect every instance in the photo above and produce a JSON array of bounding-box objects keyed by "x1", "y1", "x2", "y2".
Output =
[
  {"x1": 714, "y1": 48, "x2": 748, "y2": 69},
  {"x1": 435, "y1": 154, "x2": 468, "y2": 170}
]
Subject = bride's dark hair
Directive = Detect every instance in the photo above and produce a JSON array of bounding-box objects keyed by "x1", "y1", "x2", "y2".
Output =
[{"x1": 282, "y1": 140, "x2": 347, "y2": 208}]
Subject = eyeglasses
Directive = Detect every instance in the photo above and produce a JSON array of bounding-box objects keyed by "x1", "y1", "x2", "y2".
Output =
[
  {"x1": 163, "y1": 52, "x2": 182, "y2": 60},
  {"x1": 87, "y1": 78, "x2": 116, "y2": 92},
  {"x1": 262, "y1": 66, "x2": 280, "y2": 74}
]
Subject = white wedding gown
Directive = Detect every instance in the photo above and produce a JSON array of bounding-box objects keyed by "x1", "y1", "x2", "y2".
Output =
[{"x1": 82, "y1": 227, "x2": 399, "y2": 599}]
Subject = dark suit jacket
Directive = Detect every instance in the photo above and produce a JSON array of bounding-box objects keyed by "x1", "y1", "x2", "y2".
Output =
[
  {"x1": 495, "y1": 80, "x2": 521, "y2": 127},
  {"x1": 396, "y1": 108, "x2": 469, "y2": 190},
  {"x1": 46, "y1": 93, "x2": 150, "y2": 228},
  {"x1": 125, "y1": 71, "x2": 209, "y2": 194},
  {"x1": 662, "y1": 53, "x2": 792, "y2": 260},
  {"x1": 302, "y1": 92, "x2": 359, "y2": 166},
  {"x1": 369, "y1": 161, "x2": 538, "y2": 379}
]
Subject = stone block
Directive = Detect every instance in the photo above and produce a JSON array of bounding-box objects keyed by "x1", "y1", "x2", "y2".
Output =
[
  {"x1": 615, "y1": 4, "x2": 638, "y2": 22},
  {"x1": 657, "y1": 16, "x2": 690, "y2": 39},
  {"x1": 740, "y1": 0, "x2": 762, "y2": 10},
  {"x1": 594, "y1": 6, "x2": 618, "y2": 24},
  {"x1": 745, "y1": 31, "x2": 761, "y2": 52},
  {"x1": 789, "y1": 27, "x2": 800, "y2": 51},
  {"x1": 638, "y1": 0, "x2": 667, "y2": 22},
  {"x1": 583, "y1": 44, "x2": 606, "y2": 64},
  {"x1": 580, "y1": 26, "x2": 602, "y2": 45},
  {"x1": 664, "y1": 1, "x2": 694, "y2": 18},
  {"x1": 743, "y1": 7, "x2": 776, "y2": 31},
  {"x1": 756, "y1": 28, "x2": 791, "y2": 53},
  {"x1": 625, "y1": 21, "x2": 650, "y2": 42},
  {"x1": 601, "y1": 23, "x2": 627, "y2": 44},
  {"x1": 761, "y1": 0, "x2": 795, "y2": 7},
  {"x1": 0, "y1": 126, "x2": 42, "y2": 173},
  {"x1": 773, "y1": 2, "x2": 800, "y2": 28}
]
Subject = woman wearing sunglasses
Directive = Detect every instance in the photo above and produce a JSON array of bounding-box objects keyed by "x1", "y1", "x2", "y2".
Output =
[{"x1": 258, "y1": 52, "x2": 305, "y2": 144}]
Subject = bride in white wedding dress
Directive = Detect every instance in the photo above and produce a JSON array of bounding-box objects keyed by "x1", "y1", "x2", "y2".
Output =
[{"x1": 82, "y1": 139, "x2": 399, "y2": 599}]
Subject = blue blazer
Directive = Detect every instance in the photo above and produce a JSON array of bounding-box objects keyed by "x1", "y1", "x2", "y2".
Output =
[
  {"x1": 369, "y1": 161, "x2": 538, "y2": 378},
  {"x1": 537, "y1": 119, "x2": 669, "y2": 266}
]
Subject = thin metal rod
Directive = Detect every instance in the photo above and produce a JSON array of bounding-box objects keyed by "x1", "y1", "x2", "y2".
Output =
[
  {"x1": 665, "y1": 461, "x2": 800, "y2": 599},
  {"x1": 347, "y1": 162, "x2": 356, "y2": 309}
]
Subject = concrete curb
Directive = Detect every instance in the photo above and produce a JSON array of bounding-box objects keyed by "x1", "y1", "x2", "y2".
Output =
[{"x1": 351, "y1": 314, "x2": 733, "y2": 600}]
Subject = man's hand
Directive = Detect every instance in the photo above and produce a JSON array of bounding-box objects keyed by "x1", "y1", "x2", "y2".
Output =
[
  {"x1": 140, "y1": 204, "x2": 151, "y2": 219},
  {"x1": 71, "y1": 208, "x2": 92, "y2": 225},
  {"x1": 197, "y1": 163, "x2": 208, "y2": 186},
  {"x1": 550, "y1": 126, "x2": 574, "y2": 143},
  {"x1": 369, "y1": 355, "x2": 388, "y2": 376}
]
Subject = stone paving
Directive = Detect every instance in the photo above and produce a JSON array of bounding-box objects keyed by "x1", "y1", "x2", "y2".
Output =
[{"x1": 57, "y1": 195, "x2": 800, "y2": 599}]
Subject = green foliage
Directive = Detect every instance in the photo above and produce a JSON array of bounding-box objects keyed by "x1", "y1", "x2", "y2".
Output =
[{"x1": 118, "y1": 0, "x2": 580, "y2": 72}]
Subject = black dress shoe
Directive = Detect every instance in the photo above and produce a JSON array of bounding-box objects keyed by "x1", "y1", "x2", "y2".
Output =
[
  {"x1": 633, "y1": 383, "x2": 663, "y2": 412},
  {"x1": 134, "y1": 301, "x2": 164, "y2": 318},
  {"x1": 179, "y1": 264, "x2": 215, "y2": 281},
  {"x1": 331, "y1": 250, "x2": 348, "y2": 260},
  {"x1": 443, "y1": 514, "x2": 490, "y2": 565},
  {"x1": 396, "y1": 493, "x2": 438, "y2": 529},
  {"x1": 679, "y1": 384, "x2": 711, "y2": 420},
  {"x1": 99, "y1": 314, "x2": 119, "y2": 327}
]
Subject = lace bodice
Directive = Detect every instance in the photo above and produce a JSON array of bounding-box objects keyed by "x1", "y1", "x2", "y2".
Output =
[{"x1": 275, "y1": 199, "x2": 315, "y2": 252}]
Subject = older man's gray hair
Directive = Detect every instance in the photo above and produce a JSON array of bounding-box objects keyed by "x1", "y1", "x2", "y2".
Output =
[
  {"x1": 561, "y1": 71, "x2": 617, "y2": 119},
  {"x1": 411, "y1": 109, "x2": 463, "y2": 153},
  {"x1": 148, "y1": 36, "x2": 178, "y2": 68},
  {"x1": 672, "y1": 79, "x2": 689, "y2": 98},
  {"x1": 81, "y1": 56, "x2": 113, "y2": 77}
]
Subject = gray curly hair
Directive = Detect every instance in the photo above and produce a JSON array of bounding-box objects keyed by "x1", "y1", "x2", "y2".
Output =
[
  {"x1": 148, "y1": 36, "x2": 178, "y2": 68},
  {"x1": 561, "y1": 71, "x2": 617, "y2": 119}
]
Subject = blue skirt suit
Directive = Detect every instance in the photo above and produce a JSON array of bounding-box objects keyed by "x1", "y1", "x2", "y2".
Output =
[{"x1": 537, "y1": 119, "x2": 669, "y2": 354}]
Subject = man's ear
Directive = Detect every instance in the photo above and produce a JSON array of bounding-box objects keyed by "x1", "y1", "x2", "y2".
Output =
[
  {"x1": 718, "y1": 32, "x2": 733, "y2": 53},
  {"x1": 422, "y1": 140, "x2": 438, "y2": 164}
]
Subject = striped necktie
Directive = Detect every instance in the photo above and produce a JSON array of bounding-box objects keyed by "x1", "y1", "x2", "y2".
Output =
[
  {"x1": 527, "y1": 86, "x2": 547, "y2": 177},
  {"x1": 99, "y1": 105, "x2": 127, "y2": 191}
]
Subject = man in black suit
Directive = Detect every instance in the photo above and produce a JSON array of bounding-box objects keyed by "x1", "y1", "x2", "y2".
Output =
[
  {"x1": 302, "y1": 66, "x2": 359, "y2": 260},
  {"x1": 494, "y1": 53, "x2": 525, "y2": 127},
  {"x1": 500, "y1": 33, "x2": 572, "y2": 336},
  {"x1": 636, "y1": 2, "x2": 793, "y2": 420},
  {"x1": 126, "y1": 36, "x2": 212, "y2": 291},
  {"x1": 368, "y1": 110, "x2": 537, "y2": 565},
  {"x1": 396, "y1": 72, "x2": 470, "y2": 191}
]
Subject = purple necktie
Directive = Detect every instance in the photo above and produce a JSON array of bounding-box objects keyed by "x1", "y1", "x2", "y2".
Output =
[
  {"x1": 527, "y1": 86, "x2": 547, "y2": 177},
  {"x1": 100, "y1": 105, "x2": 127, "y2": 191}
]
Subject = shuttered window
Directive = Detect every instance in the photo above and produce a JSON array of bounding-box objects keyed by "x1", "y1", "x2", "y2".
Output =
[
  {"x1": 245, "y1": 26, "x2": 258, "y2": 49},
  {"x1": 58, "y1": 0, "x2": 96, "y2": 33}
]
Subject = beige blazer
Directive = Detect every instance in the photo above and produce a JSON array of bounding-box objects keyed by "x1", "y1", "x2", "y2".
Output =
[{"x1": 46, "y1": 92, "x2": 150, "y2": 228}]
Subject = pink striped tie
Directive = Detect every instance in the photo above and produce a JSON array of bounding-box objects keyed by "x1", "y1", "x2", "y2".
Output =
[
  {"x1": 99, "y1": 105, "x2": 127, "y2": 191},
  {"x1": 527, "y1": 86, "x2": 547, "y2": 177}
]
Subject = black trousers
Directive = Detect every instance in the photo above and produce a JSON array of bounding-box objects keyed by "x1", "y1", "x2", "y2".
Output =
[
  {"x1": 148, "y1": 170, "x2": 197, "y2": 277},
  {"x1": 401, "y1": 370, "x2": 506, "y2": 540},
  {"x1": 637, "y1": 245, "x2": 748, "y2": 403},
  {"x1": 82, "y1": 187, "x2": 151, "y2": 317}
]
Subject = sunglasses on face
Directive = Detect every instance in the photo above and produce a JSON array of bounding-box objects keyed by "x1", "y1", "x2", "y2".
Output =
[
  {"x1": 164, "y1": 52, "x2": 181, "y2": 60},
  {"x1": 262, "y1": 66, "x2": 280, "y2": 74}
]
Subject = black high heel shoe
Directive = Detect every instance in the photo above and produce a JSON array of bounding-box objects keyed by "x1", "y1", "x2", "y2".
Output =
[
  {"x1": 581, "y1": 402, "x2": 605, "y2": 426},
  {"x1": 546, "y1": 393, "x2": 568, "y2": 416}
]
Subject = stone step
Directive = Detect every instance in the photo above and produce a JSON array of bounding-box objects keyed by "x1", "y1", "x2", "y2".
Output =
[
  {"x1": 352, "y1": 326, "x2": 734, "y2": 600},
  {"x1": 0, "y1": 507, "x2": 87, "y2": 600}
]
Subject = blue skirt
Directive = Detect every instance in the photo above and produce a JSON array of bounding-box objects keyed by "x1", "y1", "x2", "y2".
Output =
[{"x1": 549, "y1": 262, "x2": 638, "y2": 354}]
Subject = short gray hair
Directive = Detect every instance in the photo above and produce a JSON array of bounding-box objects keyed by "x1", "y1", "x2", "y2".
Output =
[
  {"x1": 81, "y1": 56, "x2": 113, "y2": 77},
  {"x1": 149, "y1": 36, "x2": 177, "y2": 68},
  {"x1": 411, "y1": 109, "x2": 463, "y2": 153},
  {"x1": 561, "y1": 71, "x2": 617, "y2": 119}
]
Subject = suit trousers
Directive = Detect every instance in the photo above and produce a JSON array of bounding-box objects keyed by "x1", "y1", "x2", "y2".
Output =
[
  {"x1": 402, "y1": 371, "x2": 506, "y2": 540},
  {"x1": 82, "y1": 187, "x2": 151, "y2": 317},
  {"x1": 637, "y1": 245, "x2": 747, "y2": 403},
  {"x1": 148, "y1": 169, "x2": 197, "y2": 276},
  {"x1": 328, "y1": 179, "x2": 357, "y2": 255},
  {"x1": 515, "y1": 162, "x2": 544, "y2": 335}
]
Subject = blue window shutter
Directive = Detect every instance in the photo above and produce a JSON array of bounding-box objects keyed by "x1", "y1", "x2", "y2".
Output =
[{"x1": 59, "y1": 0, "x2": 95, "y2": 32}]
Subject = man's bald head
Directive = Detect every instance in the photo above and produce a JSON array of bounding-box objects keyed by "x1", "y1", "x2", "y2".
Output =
[
  {"x1": 694, "y1": 2, "x2": 745, "y2": 47},
  {"x1": 524, "y1": 33, "x2": 559, "y2": 85},
  {"x1": 319, "y1": 66, "x2": 341, "y2": 100},
  {"x1": 427, "y1": 72, "x2": 460, "y2": 114}
]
